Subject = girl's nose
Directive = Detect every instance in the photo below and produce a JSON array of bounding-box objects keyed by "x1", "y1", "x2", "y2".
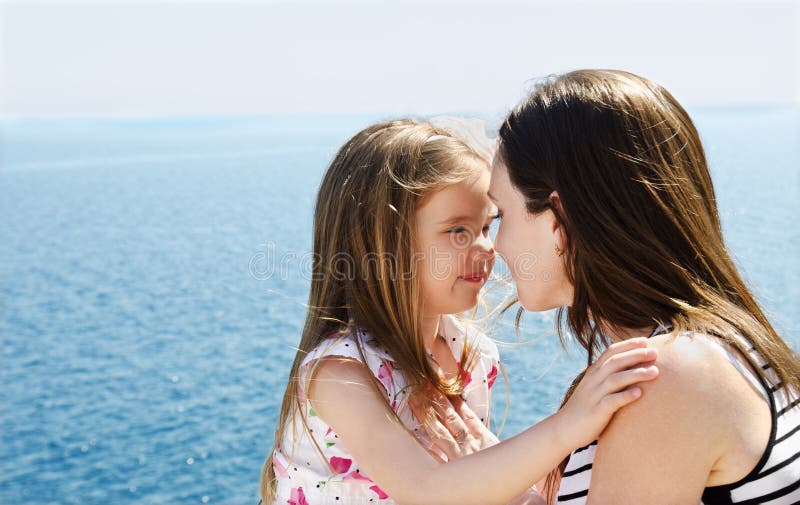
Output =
[
  {"x1": 474, "y1": 234, "x2": 495, "y2": 258},
  {"x1": 478, "y1": 233, "x2": 495, "y2": 253}
]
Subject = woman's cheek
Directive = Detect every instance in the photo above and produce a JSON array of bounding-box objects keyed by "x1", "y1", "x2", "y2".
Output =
[
  {"x1": 493, "y1": 225, "x2": 507, "y2": 260},
  {"x1": 496, "y1": 223, "x2": 517, "y2": 269}
]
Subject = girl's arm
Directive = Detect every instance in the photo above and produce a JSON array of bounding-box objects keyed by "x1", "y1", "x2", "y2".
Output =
[
  {"x1": 414, "y1": 371, "x2": 546, "y2": 505},
  {"x1": 308, "y1": 338, "x2": 659, "y2": 505}
]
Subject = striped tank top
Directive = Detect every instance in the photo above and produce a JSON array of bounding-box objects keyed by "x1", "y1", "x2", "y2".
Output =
[{"x1": 556, "y1": 325, "x2": 800, "y2": 504}]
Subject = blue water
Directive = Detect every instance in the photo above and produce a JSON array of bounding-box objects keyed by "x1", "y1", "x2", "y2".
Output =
[{"x1": 1, "y1": 109, "x2": 798, "y2": 504}]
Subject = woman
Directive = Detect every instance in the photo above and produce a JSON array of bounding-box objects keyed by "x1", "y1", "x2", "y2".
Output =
[{"x1": 425, "y1": 69, "x2": 799, "y2": 504}]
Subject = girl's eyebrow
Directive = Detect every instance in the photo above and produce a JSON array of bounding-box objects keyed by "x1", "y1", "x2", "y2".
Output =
[
  {"x1": 438, "y1": 215, "x2": 475, "y2": 225},
  {"x1": 439, "y1": 209, "x2": 498, "y2": 225}
]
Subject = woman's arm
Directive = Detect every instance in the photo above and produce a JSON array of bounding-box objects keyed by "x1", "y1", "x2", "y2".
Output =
[{"x1": 309, "y1": 338, "x2": 659, "y2": 505}]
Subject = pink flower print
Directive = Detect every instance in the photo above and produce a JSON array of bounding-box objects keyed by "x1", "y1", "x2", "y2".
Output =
[
  {"x1": 288, "y1": 486, "x2": 309, "y2": 505},
  {"x1": 377, "y1": 359, "x2": 394, "y2": 394},
  {"x1": 370, "y1": 484, "x2": 389, "y2": 499},
  {"x1": 487, "y1": 365, "x2": 498, "y2": 389},
  {"x1": 273, "y1": 454, "x2": 289, "y2": 478},
  {"x1": 330, "y1": 456, "x2": 352, "y2": 474},
  {"x1": 324, "y1": 426, "x2": 339, "y2": 447},
  {"x1": 344, "y1": 470, "x2": 373, "y2": 483}
]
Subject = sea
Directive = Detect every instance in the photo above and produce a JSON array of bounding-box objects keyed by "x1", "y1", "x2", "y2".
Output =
[{"x1": 1, "y1": 107, "x2": 798, "y2": 504}]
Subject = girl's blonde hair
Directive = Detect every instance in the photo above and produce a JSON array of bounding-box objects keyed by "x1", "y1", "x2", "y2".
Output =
[{"x1": 260, "y1": 119, "x2": 496, "y2": 504}]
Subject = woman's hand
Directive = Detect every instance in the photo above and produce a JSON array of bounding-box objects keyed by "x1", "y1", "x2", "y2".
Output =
[
  {"x1": 409, "y1": 386, "x2": 499, "y2": 461},
  {"x1": 505, "y1": 487, "x2": 547, "y2": 505},
  {"x1": 410, "y1": 389, "x2": 547, "y2": 505},
  {"x1": 555, "y1": 337, "x2": 659, "y2": 449},
  {"x1": 410, "y1": 389, "x2": 546, "y2": 505}
]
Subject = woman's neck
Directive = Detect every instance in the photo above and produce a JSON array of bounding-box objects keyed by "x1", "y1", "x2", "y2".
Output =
[{"x1": 605, "y1": 323, "x2": 659, "y2": 343}]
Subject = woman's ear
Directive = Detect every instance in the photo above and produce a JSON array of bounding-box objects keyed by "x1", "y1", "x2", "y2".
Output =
[
  {"x1": 548, "y1": 190, "x2": 561, "y2": 211},
  {"x1": 548, "y1": 190, "x2": 566, "y2": 251},
  {"x1": 554, "y1": 224, "x2": 566, "y2": 253}
]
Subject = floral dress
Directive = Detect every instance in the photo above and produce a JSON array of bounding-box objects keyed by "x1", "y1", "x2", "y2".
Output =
[{"x1": 270, "y1": 314, "x2": 501, "y2": 505}]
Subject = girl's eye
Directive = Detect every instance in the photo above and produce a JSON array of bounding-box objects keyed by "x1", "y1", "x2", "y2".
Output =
[{"x1": 450, "y1": 226, "x2": 467, "y2": 234}]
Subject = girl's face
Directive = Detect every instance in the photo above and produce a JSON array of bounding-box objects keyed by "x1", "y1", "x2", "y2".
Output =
[
  {"x1": 488, "y1": 158, "x2": 573, "y2": 311},
  {"x1": 414, "y1": 165, "x2": 496, "y2": 317}
]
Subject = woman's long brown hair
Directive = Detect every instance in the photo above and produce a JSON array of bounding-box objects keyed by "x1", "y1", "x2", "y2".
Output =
[
  {"x1": 497, "y1": 69, "x2": 800, "y2": 503},
  {"x1": 260, "y1": 119, "x2": 493, "y2": 504}
]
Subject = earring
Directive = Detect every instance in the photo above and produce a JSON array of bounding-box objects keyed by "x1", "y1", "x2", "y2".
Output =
[{"x1": 555, "y1": 245, "x2": 565, "y2": 257}]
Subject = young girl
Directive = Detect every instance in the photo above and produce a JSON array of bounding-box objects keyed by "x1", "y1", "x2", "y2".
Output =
[{"x1": 260, "y1": 118, "x2": 660, "y2": 505}]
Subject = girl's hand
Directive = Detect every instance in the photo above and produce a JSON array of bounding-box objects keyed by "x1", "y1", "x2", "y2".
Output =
[{"x1": 555, "y1": 337, "x2": 659, "y2": 449}]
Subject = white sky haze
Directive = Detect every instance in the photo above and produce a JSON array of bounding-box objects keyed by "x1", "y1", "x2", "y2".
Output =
[{"x1": 2, "y1": 0, "x2": 798, "y2": 118}]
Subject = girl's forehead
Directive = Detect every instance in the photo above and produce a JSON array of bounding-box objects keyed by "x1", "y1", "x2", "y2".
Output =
[{"x1": 416, "y1": 172, "x2": 493, "y2": 218}]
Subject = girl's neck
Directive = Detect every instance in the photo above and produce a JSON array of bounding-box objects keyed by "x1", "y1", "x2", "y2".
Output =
[{"x1": 421, "y1": 314, "x2": 442, "y2": 350}]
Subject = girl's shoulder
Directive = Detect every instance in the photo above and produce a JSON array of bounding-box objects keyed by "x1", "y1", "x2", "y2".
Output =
[
  {"x1": 300, "y1": 327, "x2": 396, "y2": 369},
  {"x1": 298, "y1": 327, "x2": 401, "y2": 401}
]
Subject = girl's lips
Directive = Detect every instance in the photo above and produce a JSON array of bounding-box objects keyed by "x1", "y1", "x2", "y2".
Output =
[{"x1": 458, "y1": 272, "x2": 486, "y2": 283}]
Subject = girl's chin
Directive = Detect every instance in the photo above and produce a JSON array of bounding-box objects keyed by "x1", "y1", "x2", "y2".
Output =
[{"x1": 441, "y1": 295, "x2": 481, "y2": 315}]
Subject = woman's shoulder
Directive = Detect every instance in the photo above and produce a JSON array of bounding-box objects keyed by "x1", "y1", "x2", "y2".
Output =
[
  {"x1": 643, "y1": 330, "x2": 754, "y2": 396},
  {"x1": 588, "y1": 332, "x2": 735, "y2": 487},
  {"x1": 647, "y1": 329, "x2": 763, "y2": 383},
  {"x1": 606, "y1": 330, "x2": 761, "y2": 440},
  {"x1": 589, "y1": 330, "x2": 778, "y2": 496}
]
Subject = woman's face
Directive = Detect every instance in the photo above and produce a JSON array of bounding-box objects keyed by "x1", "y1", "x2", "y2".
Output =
[
  {"x1": 414, "y1": 165, "x2": 496, "y2": 317},
  {"x1": 488, "y1": 157, "x2": 573, "y2": 311}
]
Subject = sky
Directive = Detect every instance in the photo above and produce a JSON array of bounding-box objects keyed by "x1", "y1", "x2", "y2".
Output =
[{"x1": 1, "y1": 0, "x2": 798, "y2": 118}]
